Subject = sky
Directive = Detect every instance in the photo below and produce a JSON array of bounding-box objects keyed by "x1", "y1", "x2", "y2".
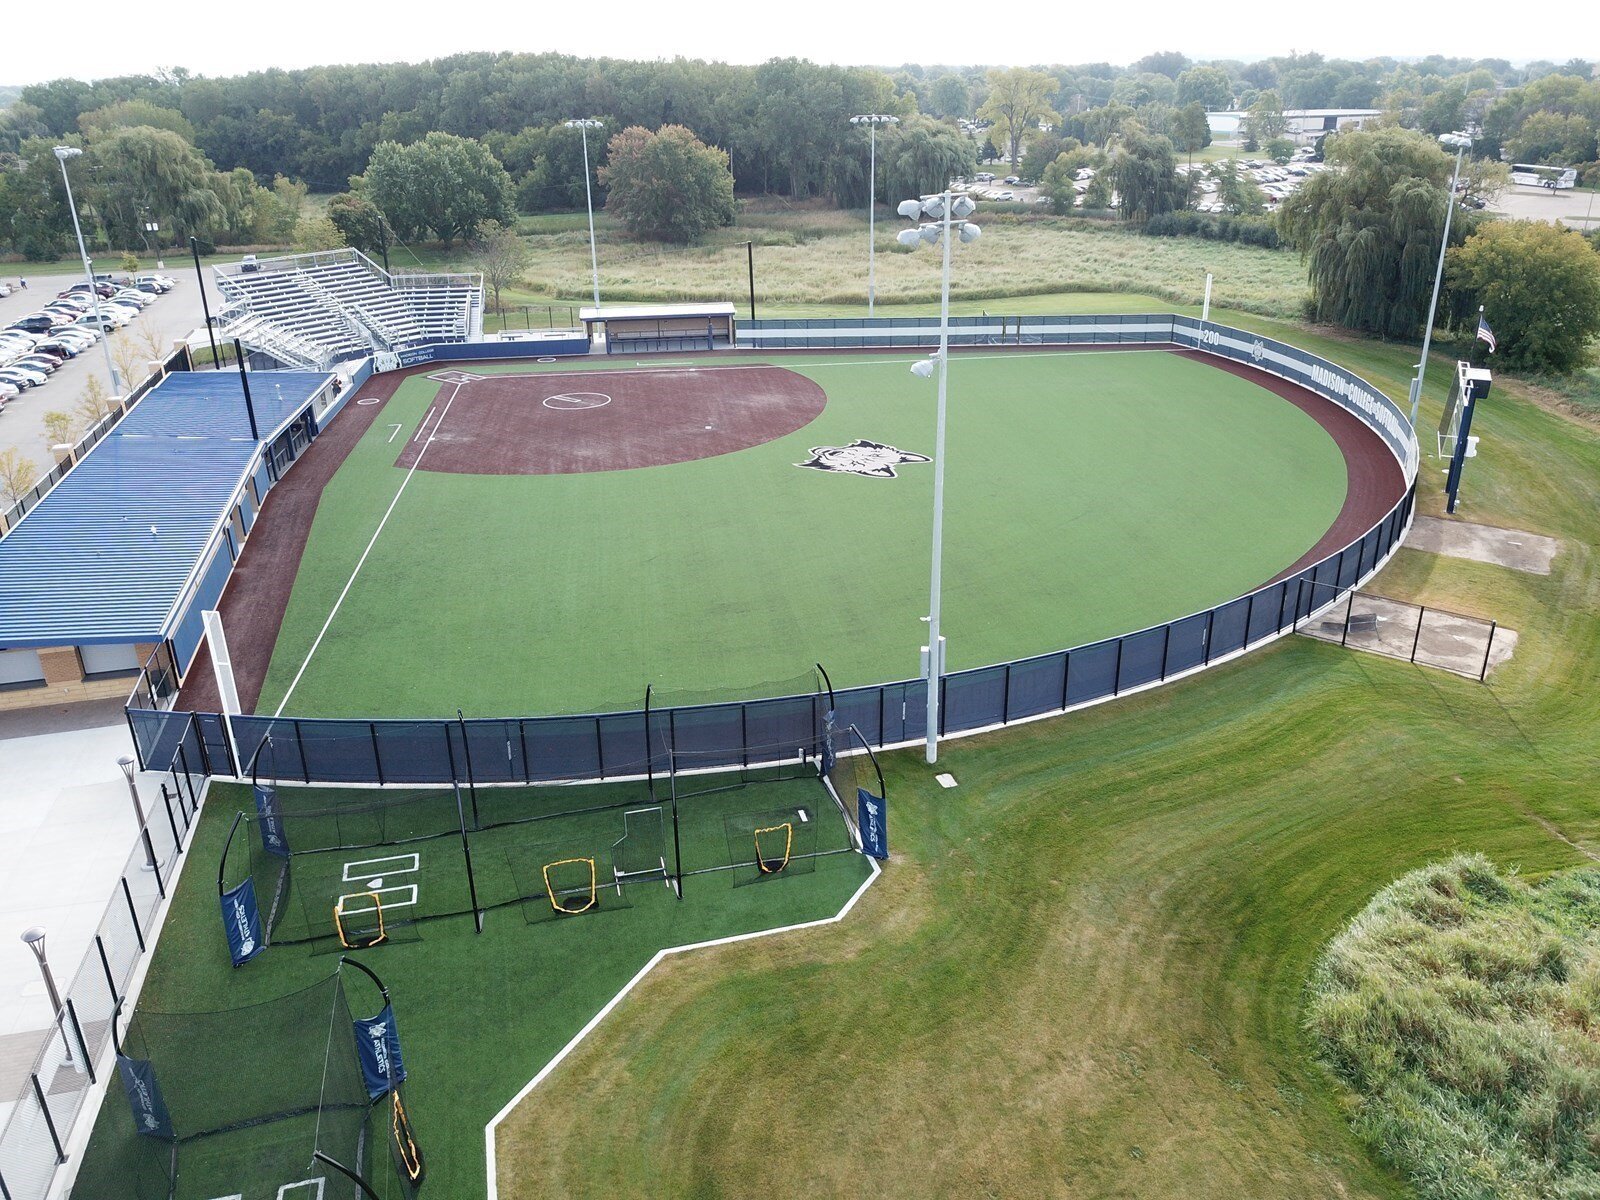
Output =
[{"x1": 7, "y1": 0, "x2": 1595, "y2": 87}]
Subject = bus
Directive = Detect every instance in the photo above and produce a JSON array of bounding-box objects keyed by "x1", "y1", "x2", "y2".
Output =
[{"x1": 1510, "y1": 163, "x2": 1579, "y2": 189}]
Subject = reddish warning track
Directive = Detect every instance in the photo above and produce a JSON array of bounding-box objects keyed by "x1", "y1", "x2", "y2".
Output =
[
  {"x1": 396, "y1": 365, "x2": 827, "y2": 475},
  {"x1": 177, "y1": 375, "x2": 403, "y2": 712},
  {"x1": 1171, "y1": 349, "x2": 1408, "y2": 585}
]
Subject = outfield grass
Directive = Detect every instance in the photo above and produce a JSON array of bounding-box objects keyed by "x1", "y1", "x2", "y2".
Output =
[
  {"x1": 255, "y1": 348, "x2": 1350, "y2": 719},
  {"x1": 484, "y1": 325, "x2": 1600, "y2": 1196}
]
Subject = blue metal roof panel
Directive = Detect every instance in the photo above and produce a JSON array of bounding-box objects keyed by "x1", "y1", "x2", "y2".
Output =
[{"x1": 0, "y1": 368, "x2": 332, "y2": 646}]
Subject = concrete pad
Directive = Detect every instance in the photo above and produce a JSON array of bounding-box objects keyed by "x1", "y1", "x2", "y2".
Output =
[
  {"x1": 1302, "y1": 593, "x2": 1517, "y2": 679},
  {"x1": 0, "y1": 705, "x2": 154, "y2": 1044},
  {"x1": 1406, "y1": 516, "x2": 1560, "y2": 575}
]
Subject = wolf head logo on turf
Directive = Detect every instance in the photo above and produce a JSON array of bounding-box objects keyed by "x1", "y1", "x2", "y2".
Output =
[{"x1": 796, "y1": 440, "x2": 931, "y2": 479}]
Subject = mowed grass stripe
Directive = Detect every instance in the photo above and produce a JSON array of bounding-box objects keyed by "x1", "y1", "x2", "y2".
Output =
[{"x1": 256, "y1": 350, "x2": 1348, "y2": 718}]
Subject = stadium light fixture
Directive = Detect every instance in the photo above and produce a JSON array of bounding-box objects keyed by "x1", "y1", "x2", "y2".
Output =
[
  {"x1": 53, "y1": 145, "x2": 122, "y2": 395},
  {"x1": 899, "y1": 190, "x2": 980, "y2": 765},
  {"x1": 21, "y1": 927, "x2": 72, "y2": 1066},
  {"x1": 850, "y1": 114, "x2": 900, "y2": 317},
  {"x1": 564, "y1": 119, "x2": 605, "y2": 314},
  {"x1": 1408, "y1": 131, "x2": 1473, "y2": 428}
]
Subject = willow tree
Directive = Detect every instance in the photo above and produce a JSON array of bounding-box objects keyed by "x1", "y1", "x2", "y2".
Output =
[
  {"x1": 1278, "y1": 127, "x2": 1461, "y2": 339},
  {"x1": 1107, "y1": 124, "x2": 1188, "y2": 223}
]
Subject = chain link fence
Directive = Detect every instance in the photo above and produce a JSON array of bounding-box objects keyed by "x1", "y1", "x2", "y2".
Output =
[{"x1": 1298, "y1": 582, "x2": 1508, "y2": 680}]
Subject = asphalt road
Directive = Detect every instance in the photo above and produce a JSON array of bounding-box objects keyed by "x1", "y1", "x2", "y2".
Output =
[
  {"x1": 1489, "y1": 183, "x2": 1600, "y2": 231},
  {"x1": 0, "y1": 264, "x2": 219, "y2": 477}
]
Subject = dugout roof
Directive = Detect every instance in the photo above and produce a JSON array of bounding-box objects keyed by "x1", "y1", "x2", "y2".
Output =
[
  {"x1": 0, "y1": 369, "x2": 332, "y2": 648},
  {"x1": 579, "y1": 302, "x2": 737, "y2": 325}
]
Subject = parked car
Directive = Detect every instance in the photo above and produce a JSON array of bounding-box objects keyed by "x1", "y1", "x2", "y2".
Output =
[
  {"x1": 135, "y1": 273, "x2": 176, "y2": 292},
  {"x1": 0, "y1": 365, "x2": 48, "y2": 388},
  {"x1": 8, "y1": 313, "x2": 58, "y2": 334},
  {"x1": 113, "y1": 289, "x2": 154, "y2": 308},
  {"x1": 102, "y1": 303, "x2": 142, "y2": 322},
  {"x1": 0, "y1": 381, "x2": 20, "y2": 402},
  {"x1": 12, "y1": 354, "x2": 60, "y2": 374},
  {"x1": 34, "y1": 339, "x2": 80, "y2": 359},
  {"x1": 76, "y1": 311, "x2": 125, "y2": 331}
]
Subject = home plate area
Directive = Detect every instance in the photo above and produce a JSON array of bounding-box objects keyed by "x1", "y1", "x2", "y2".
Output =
[{"x1": 396, "y1": 364, "x2": 827, "y2": 475}]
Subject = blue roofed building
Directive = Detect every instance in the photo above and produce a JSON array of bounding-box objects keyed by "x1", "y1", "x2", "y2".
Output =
[{"x1": 0, "y1": 366, "x2": 336, "y2": 710}]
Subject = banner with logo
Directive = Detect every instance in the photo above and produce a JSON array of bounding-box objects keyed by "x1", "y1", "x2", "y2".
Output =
[
  {"x1": 821, "y1": 709, "x2": 837, "y2": 773},
  {"x1": 353, "y1": 1003, "x2": 407, "y2": 1099},
  {"x1": 857, "y1": 787, "x2": 888, "y2": 860},
  {"x1": 254, "y1": 784, "x2": 290, "y2": 857},
  {"x1": 220, "y1": 878, "x2": 264, "y2": 966},
  {"x1": 117, "y1": 1054, "x2": 174, "y2": 1140}
]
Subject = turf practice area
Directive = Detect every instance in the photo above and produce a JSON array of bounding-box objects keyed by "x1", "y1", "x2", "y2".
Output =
[{"x1": 254, "y1": 349, "x2": 1354, "y2": 718}]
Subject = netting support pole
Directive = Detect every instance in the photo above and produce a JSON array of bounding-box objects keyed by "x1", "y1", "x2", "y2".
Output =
[
  {"x1": 453, "y1": 783, "x2": 483, "y2": 934},
  {"x1": 457, "y1": 710, "x2": 481, "y2": 829},
  {"x1": 1411, "y1": 606, "x2": 1426, "y2": 663},
  {"x1": 670, "y1": 784, "x2": 683, "y2": 900},
  {"x1": 313, "y1": 1151, "x2": 383, "y2": 1200},
  {"x1": 1481, "y1": 621, "x2": 1497, "y2": 681},
  {"x1": 64, "y1": 999, "x2": 95, "y2": 1084},
  {"x1": 121, "y1": 877, "x2": 146, "y2": 952},
  {"x1": 1341, "y1": 590, "x2": 1355, "y2": 647}
]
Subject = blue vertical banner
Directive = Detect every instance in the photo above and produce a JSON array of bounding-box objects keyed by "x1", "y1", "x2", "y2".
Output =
[
  {"x1": 117, "y1": 1054, "x2": 175, "y2": 1140},
  {"x1": 254, "y1": 784, "x2": 289, "y2": 857},
  {"x1": 857, "y1": 787, "x2": 888, "y2": 860},
  {"x1": 220, "y1": 878, "x2": 264, "y2": 965},
  {"x1": 353, "y1": 1003, "x2": 407, "y2": 1099}
]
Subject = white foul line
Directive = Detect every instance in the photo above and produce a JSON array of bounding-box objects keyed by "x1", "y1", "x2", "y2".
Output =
[
  {"x1": 386, "y1": 423, "x2": 402, "y2": 443},
  {"x1": 273, "y1": 382, "x2": 464, "y2": 718},
  {"x1": 483, "y1": 857, "x2": 881, "y2": 1198}
]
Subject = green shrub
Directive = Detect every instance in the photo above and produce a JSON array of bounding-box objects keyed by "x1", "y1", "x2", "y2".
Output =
[
  {"x1": 1308, "y1": 855, "x2": 1600, "y2": 1199},
  {"x1": 1144, "y1": 211, "x2": 1282, "y2": 249}
]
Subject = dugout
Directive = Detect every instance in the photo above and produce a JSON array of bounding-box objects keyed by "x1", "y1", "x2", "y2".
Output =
[{"x1": 581, "y1": 302, "x2": 737, "y2": 354}]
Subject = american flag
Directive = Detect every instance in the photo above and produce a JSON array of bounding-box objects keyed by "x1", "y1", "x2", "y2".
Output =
[{"x1": 1476, "y1": 315, "x2": 1497, "y2": 354}]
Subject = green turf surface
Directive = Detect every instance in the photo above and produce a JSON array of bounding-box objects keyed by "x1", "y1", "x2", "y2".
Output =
[
  {"x1": 73, "y1": 770, "x2": 873, "y2": 1200},
  {"x1": 257, "y1": 349, "x2": 1350, "y2": 718}
]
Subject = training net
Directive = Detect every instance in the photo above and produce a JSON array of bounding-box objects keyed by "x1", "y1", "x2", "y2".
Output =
[{"x1": 72, "y1": 966, "x2": 421, "y2": 1200}]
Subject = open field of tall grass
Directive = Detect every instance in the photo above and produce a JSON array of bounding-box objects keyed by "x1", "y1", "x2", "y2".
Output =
[
  {"x1": 402, "y1": 204, "x2": 1312, "y2": 318},
  {"x1": 1310, "y1": 854, "x2": 1600, "y2": 1200}
]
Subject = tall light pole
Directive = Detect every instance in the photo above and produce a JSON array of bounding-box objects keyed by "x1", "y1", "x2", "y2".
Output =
[
  {"x1": 850, "y1": 114, "x2": 899, "y2": 317},
  {"x1": 564, "y1": 119, "x2": 605, "y2": 314},
  {"x1": 1408, "y1": 131, "x2": 1472, "y2": 428},
  {"x1": 898, "y1": 191, "x2": 980, "y2": 764},
  {"x1": 53, "y1": 145, "x2": 122, "y2": 395},
  {"x1": 21, "y1": 928, "x2": 72, "y2": 1066},
  {"x1": 118, "y1": 754, "x2": 157, "y2": 871}
]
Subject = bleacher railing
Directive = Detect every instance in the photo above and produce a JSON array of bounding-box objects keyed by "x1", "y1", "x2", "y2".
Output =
[
  {"x1": 0, "y1": 716, "x2": 208, "y2": 1200},
  {"x1": 124, "y1": 315, "x2": 1419, "y2": 784}
]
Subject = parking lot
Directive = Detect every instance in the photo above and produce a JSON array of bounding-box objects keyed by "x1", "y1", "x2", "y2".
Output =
[
  {"x1": 1489, "y1": 183, "x2": 1600, "y2": 231},
  {"x1": 0, "y1": 265, "x2": 215, "y2": 480}
]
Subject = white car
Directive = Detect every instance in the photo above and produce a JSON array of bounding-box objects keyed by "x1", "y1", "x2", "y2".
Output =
[
  {"x1": 135, "y1": 273, "x2": 176, "y2": 292},
  {"x1": 0, "y1": 364, "x2": 48, "y2": 387},
  {"x1": 0, "y1": 381, "x2": 20, "y2": 401},
  {"x1": 50, "y1": 328, "x2": 97, "y2": 351},
  {"x1": 113, "y1": 289, "x2": 155, "y2": 308},
  {"x1": 100, "y1": 304, "x2": 140, "y2": 325}
]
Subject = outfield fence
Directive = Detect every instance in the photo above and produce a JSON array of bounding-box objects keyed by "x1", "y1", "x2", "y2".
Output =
[
  {"x1": 0, "y1": 719, "x2": 209, "y2": 1200},
  {"x1": 122, "y1": 315, "x2": 1419, "y2": 784}
]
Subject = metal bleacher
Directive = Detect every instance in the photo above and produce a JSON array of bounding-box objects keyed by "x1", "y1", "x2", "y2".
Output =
[{"x1": 215, "y1": 249, "x2": 483, "y2": 370}]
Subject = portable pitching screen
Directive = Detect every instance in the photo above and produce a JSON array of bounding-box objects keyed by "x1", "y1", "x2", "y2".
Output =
[
  {"x1": 668, "y1": 734, "x2": 863, "y2": 891},
  {"x1": 74, "y1": 960, "x2": 423, "y2": 1200}
]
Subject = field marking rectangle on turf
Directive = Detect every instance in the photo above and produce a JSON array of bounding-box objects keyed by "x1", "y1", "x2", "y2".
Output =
[
  {"x1": 277, "y1": 1181, "x2": 324, "y2": 1199},
  {"x1": 336, "y1": 883, "x2": 418, "y2": 914},
  {"x1": 343, "y1": 852, "x2": 419, "y2": 881}
]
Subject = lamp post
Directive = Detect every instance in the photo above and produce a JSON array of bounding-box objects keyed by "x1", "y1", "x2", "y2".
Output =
[
  {"x1": 53, "y1": 145, "x2": 122, "y2": 395},
  {"x1": 118, "y1": 754, "x2": 158, "y2": 871},
  {"x1": 21, "y1": 927, "x2": 72, "y2": 1066},
  {"x1": 564, "y1": 119, "x2": 605, "y2": 314},
  {"x1": 144, "y1": 218, "x2": 163, "y2": 269},
  {"x1": 897, "y1": 190, "x2": 980, "y2": 764},
  {"x1": 1408, "y1": 131, "x2": 1473, "y2": 428},
  {"x1": 850, "y1": 114, "x2": 900, "y2": 317},
  {"x1": 190, "y1": 236, "x2": 222, "y2": 369}
]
